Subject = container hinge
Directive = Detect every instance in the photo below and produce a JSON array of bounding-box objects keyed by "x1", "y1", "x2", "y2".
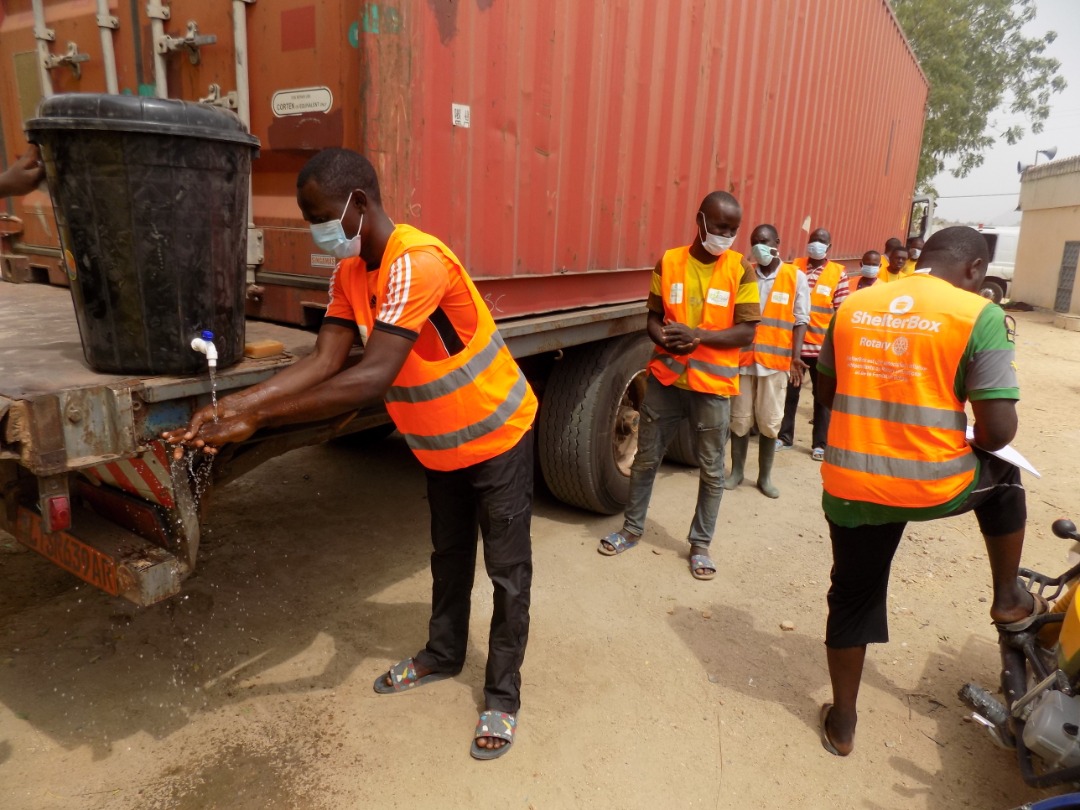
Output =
[
  {"x1": 156, "y1": 20, "x2": 217, "y2": 65},
  {"x1": 199, "y1": 83, "x2": 238, "y2": 110},
  {"x1": 43, "y1": 42, "x2": 91, "y2": 79},
  {"x1": 33, "y1": 24, "x2": 55, "y2": 43},
  {"x1": 246, "y1": 227, "x2": 265, "y2": 267},
  {"x1": 96, "y1": 13, "x2": 120, "y2": 30}
]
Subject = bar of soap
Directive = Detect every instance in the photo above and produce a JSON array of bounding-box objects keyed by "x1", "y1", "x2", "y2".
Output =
[{"x1": 244, "y1": 339, "x2": 285, "y2": 359}]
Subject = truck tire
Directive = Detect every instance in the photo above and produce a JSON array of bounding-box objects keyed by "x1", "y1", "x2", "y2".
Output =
[
  {"x1": 979, "y1": 278, "x2": 1006, "y2": 304},
  {"x1": 664, "y1": 421, "x2": 699, "y2": 467},
  {"x1": 539, "y1": 333, "x2": 653, "y2": 514}
]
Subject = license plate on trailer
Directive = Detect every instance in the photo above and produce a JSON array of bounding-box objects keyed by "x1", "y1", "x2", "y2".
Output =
[{"x1": 16, "y1": 507, "x2": 120, "y2": 595}]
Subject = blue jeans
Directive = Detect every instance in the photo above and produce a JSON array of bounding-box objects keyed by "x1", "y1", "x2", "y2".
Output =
[{"x1": 623, "y1": 375, "x2": 731, "y2": 548}]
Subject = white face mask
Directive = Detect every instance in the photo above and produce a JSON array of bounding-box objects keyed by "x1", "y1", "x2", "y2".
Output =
[
  {"x1": 860, "y1": 264, "x2": 879, "y2": 278},
  {"x1": 807, "y1": 241, "x2": 829, "y2": 260},
  {"x1": 751, "y1": 243, "x2": 777, "y2": 267},
  {"x1": 909, "y1": 248, "x2": 922, "y2": 259},
  {"x1": 699, "y1": 212, "x2": 735, "y2": 256},
  {"x1": 310, "y1": 192, "x2": 363, "y2": 259}
]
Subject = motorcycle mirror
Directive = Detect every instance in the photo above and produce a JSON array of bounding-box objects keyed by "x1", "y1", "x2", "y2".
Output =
[{"x1": 1052, "y1": 519, "x2": 1079, "y2": 540}]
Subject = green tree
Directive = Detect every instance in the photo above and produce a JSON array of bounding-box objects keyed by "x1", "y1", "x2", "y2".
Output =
[{"x1": 893, "y1": 0, "x2": 1066, "y2": 190}]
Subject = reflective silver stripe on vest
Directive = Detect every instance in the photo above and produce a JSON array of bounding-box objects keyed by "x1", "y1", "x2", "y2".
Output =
[
  {"x1": 759, "y1": 317, "x2": 793, "y2": 330},
  {"x1": 402, "y1": 372, "x2": 528, "y2": 452},
  {"x1": 753, "y1": 344, "x2": 792, "y2": 358},
  {"x1": 688, "y1": 358, "x2": 740, "y2": 379},
  {"x1": 807, "y1": 324, "x2": 829, "y2": 335},
  {"x1": 385, "y1": 333, "x2": 505, "y2": 404},
  {"x1": 810, "y1": 304, "x2": 834, "y2": 315},
  {"x1": 654, "y1": 352, "x2": 687, "y2": 374},
  {"x1": 833, "y1": 393, "x2": 967, "y2": 431},
  {"x1": 824, "y1": 446, "x2": 976, "y2": 481}
]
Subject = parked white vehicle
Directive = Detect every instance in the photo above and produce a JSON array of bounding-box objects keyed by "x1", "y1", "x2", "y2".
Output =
[{"x1": 976, "y1": 225, "x2": 1018, "y2": 304}]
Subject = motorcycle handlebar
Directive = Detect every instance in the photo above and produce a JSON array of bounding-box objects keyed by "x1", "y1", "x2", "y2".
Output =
[{"x1": 1052, "y1": 519, "x2": 1080, "y2": 541}]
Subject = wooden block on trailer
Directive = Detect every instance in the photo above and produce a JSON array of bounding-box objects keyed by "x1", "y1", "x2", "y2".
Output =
[{"x1": 244, "y1": 339, "x2": 285, "y2": 358}]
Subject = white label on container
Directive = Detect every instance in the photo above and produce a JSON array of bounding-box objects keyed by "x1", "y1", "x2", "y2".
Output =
[
  {"x1": 273, "y1": 87, "x2": 334, "y2": 117},
  {"x1": 311, "y1": 254, "x2": 337, "y2": 269},
  {"x1": 452, "y1": 103, "x2": 471, "y2": 128}
]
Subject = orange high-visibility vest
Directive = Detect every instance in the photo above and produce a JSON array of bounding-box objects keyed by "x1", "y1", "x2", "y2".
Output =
[
  {"x1": 739, "y1": 262, "x2": 798, "y2": 371},
  {"x1": 794, "y1": 257, "x2": 845, "y2": 349},
  {"x1": 648, "y1": 246, "x2": 743, "y2": 396},
  {"x1": 347, "y1": 225, "x2": 537, "y2": 472},
  {"x1": 821, "y1": 275, "x2": 991, "y2": 508}
]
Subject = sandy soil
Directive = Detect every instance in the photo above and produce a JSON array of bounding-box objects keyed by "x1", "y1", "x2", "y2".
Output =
[{"x1": 0, "y1": 308, "x2": 1078, "y2": 810}]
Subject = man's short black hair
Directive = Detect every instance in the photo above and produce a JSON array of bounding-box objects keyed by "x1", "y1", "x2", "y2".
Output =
[
  {"x1": 923, "y1": 226, "x2": 990, "y2": 266},
  {"x1": 884, "y1": 237, "x2": 903, "y2": 251},
  {"x1": 297, "y1": 148, "x2": 382, "y2": 205},
  {"x1": 699, "y1": 190, "x2": 740, "y2": 212},
  {"x1": 752, "y1": 223, "x2": 779, "y2": 241}
]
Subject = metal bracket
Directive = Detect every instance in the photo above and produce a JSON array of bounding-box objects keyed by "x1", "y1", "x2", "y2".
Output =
[
  {"x1": 146, "y1": 1, "x2": 171, "y2": 21},
  {"x1": 198, "y1": 83, "x2": 238, "y2": 109},
  {"x1": 246, "y1": 227, "x2": 265, "y2": 267},
  {"x1": 43, "y1": 42, "x2": 91, "y2": 79},
  {"x1": 96, "y1": 13, "x2": 119, "y2": 30},
  {"x1": 33, "y1": 24, "x2": 55, "y2": 43},
  {"x1": 156, "y1": 20, "x2": 217, "y2": 65}
]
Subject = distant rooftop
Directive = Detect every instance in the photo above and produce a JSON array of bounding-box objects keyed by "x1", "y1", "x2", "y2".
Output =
[{"x1": 1022, "y1": 155, "x2": 1080, "y2": 182}]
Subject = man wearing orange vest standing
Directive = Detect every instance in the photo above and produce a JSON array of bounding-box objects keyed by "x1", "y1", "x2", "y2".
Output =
[
  {"x1": 777, "y1": 227, "x2": 849, "y2": 460},
  {"x1": 164, "y1": 148, "x2": 537, "y2": 760},
  {"x1": 598, "y1": 191, "x2": 759, "y2": 580},
  {"x1": 814, "y1": 225, "x2": 1039, "y2": 757},
  {"x1": 725, "y1": 224, "x2": 808, "y2": 498}
]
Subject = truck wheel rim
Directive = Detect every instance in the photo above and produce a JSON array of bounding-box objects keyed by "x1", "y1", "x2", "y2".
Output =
[{"x1": 613, "y1": 369, "x2": 648, "y2": 477}]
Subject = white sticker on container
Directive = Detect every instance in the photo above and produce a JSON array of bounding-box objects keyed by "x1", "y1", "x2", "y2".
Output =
[
  {"x1": 669, "y1": 283, "x2": 684, "y2": 305},
  {"x1": 707, "y1": 288, "x2": 730, "y2": 307},
  {"x1": 452, "y1": 103, "x2": 471, "y2": 128},
  {"x1": 272, "y1": 87, "x2": 334, "y2": 117},
  {"x1": 311, "y1": 254, "x2": 337, "y2": 269},
  {"x1": 771, "y1": 291, "x2": 790, "y2": 305}
]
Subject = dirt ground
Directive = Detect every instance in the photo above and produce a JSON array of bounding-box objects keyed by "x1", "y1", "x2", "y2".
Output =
[{"x1": 1, "y1": 308, "x2": 1078, "y2": 810}]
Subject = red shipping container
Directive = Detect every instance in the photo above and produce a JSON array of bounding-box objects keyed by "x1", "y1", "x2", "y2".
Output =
[{"x1": 0, "y1": 0, "x2": 927, "y2": 323}]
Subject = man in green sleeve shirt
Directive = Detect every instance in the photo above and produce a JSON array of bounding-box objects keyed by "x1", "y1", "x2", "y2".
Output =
[{"x1": 812, "y1": 226, "x2": 1038, "y2": 757}]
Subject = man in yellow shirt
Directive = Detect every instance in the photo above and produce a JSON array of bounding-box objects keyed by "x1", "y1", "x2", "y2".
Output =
[
  {"x1": 903, "y1": 236, "x2": 925, "y2": 275},
  {"x1": 599, "y1": 191, "x2": 759, "y2": 580},
  {"x1": 878, "y1": 238, "x2": 903, "y2": 275},
  {"x1": 877, "y1": 244, "x2": 912, "y2": 284}
]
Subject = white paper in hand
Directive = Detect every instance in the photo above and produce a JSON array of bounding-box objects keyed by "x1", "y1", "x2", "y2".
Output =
[{"x1": 965, "y1": 426, "x2": 1041, "y2": 478}]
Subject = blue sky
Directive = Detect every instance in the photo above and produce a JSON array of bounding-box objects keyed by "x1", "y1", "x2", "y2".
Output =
[{"x1": 931, "y1": 0, "x2": 1080, "y2": 225}]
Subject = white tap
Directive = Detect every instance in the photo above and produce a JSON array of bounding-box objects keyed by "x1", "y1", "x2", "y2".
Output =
[{"x1": 191, "y1": 330, "x2": 218, "y2": 369}]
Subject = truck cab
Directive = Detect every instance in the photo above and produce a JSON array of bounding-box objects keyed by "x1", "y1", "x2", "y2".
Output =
[{"x1": 976, "y1": 225, "x2": 1018, "y2": 304}]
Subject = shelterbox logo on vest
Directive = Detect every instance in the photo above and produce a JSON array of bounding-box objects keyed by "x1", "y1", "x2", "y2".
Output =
[{"x1": 850, "y1": 295, "x2": 943, "y2": 334}]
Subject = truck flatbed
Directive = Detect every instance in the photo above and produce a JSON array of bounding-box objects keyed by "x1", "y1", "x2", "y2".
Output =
[{"x1": 1, "y1": 282, "x2": 315, "y2": 402}]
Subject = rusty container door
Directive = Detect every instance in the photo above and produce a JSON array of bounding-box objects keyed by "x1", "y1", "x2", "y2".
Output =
[{"x1": 1, "y1": 0, "x2": 928, "y2": 325}]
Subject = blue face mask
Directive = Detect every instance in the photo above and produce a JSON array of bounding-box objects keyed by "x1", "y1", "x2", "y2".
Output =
[
  {"x1": 807, "y1": 241, "x2": 829, "y2": 260},
  {"x1": 751, "y1": 243, "x2": 777, "y2": 266},
  {"x1": 310, "y1": 192, "x2": 363, "y2": 259}
]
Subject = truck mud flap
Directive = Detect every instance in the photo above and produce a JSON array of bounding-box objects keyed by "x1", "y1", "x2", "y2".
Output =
[{"x1": 15, "y1": 505, "x2": 184, "y2": 606}]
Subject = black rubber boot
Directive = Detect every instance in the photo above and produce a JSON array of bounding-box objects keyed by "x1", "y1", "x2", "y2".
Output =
[
  {"x1": 724, "y1": 433, "x2": 749, "y2": 490},
  {"x1": 757, "y1": 434, "x2": 780, "y2": 499}
]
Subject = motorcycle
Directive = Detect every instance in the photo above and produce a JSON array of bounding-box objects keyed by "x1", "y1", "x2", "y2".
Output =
[{"x1": 961, "y1": 518, "x2": 1080, "y2": 789}]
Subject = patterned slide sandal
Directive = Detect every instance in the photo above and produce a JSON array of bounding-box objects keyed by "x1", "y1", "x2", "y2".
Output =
[
  {"x1": 470, "y1": 710, "x2": 517, "y2": 760},
  {"x1": 690, "y1": 552, "x2": 716, "y2": 581},
  {"x1": 598, "y1": 532, "x2": 638, "y2": 556},
  {"x1": 373, "y1": 658, "x2": 453, "y2": 695}
]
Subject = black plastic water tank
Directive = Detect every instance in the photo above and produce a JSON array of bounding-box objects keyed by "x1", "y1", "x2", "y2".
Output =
[{"x1": 26, "y1": 94, "x2": 260, "y2": 375}]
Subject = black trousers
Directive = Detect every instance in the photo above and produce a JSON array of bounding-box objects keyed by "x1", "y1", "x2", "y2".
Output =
[
  {"x1": 778, "y1": 356, "x2": 830, "y2": 449},
  {"x1": 414, "y1": 432, "x2": 534, "y2": 714}
]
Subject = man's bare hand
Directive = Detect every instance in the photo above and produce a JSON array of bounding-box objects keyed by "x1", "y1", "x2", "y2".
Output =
[
  {"x1": 661, "y1": 322, "x2": 701, "y2": 355},
  {"x1": 0, "y1": 146, "x2": 44, "y2": 197},
  {"x1": 162, "y1": 398, "x2": 249, "y2": 458},
  {"x1": 789, "y1": 356, "x2": 808, "y2": 386}
]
